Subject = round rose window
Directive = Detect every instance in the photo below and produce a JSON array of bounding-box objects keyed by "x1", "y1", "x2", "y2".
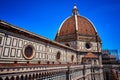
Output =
[
  {"x1": 23, "y1": 45, "x2": 35, "y2": 60},
  {"x1": 85, "y1": 42, "x2": 91, "y2": 49}
]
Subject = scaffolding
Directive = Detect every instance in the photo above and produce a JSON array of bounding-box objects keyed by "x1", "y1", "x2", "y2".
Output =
[{"x1": 102, "y1": 49, "x2": 119, "y2": 60}]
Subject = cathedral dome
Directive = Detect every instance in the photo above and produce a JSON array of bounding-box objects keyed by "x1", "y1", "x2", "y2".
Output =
[
  {"x1": 55, "y1": 4, "x2": 99, "y2": 42},
  {"x1": 57, "y1": 15, "x2": 97, "y2": 36},
  {"x1": 55, "y1": 4, "x2": 101, "y2": 51}
]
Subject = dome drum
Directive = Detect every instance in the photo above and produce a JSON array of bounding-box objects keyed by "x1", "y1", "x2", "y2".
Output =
[{"x1": 55, "y1": 34, "x2": 77, "y2": 42}]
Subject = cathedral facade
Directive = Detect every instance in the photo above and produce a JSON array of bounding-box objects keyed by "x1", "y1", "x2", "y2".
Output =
[{"x1": 0, "y1": 4, "x2": 119, "y2": 80}]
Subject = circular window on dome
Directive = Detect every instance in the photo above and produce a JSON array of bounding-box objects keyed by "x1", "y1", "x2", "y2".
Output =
[
  {"x1": 85, "y1": 42, "x2": 91, "y2": 49},
  {"x1": 23, "y1": 45, "x2": 35, "y2": 60}
]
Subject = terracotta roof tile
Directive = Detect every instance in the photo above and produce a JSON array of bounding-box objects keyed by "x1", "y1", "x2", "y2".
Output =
[
  {"x1": 77, "y1": 16, "x2": 96, "y2": 35},
  {"x1": 84, "y1": 52, "x2": 98, "y2": 58},
  {"x1": 59, "y1": 16, "x2": 76, "y2": 36}
]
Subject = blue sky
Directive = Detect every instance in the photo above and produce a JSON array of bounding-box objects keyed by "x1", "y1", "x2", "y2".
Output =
[{"x1": 0, "y1": 0, "x2": 120, "y2": 53}]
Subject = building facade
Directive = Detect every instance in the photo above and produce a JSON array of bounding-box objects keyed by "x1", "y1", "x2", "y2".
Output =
[{"x1": 0, "y1": 4, "x2": 119, "y2": 80}]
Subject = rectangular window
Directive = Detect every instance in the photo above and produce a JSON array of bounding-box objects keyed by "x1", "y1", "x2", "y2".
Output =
[
  {"x1": 40, "y1": 53, "x2": 42, "y2": 58},
  {"x1": 36, "y1": 52, "x2": 39, "y2": 58},
  {"x1": 0, "y1": 47, "x2": 2, "y2": 57},
  {"x1": 42, "y1": 46, "x2": 45, "y2": 51},
  {"x1": 3, "y1": 47, "x2": 9, "y2": 57},
  {"x1": 12, "y1": 38, "x2": 18, "y2": 47},
  {"x1": 37, "y1": 45, "x2": 39, "y2": 51},
  {"x1": 6, "y1": 37, "x2": 11, "y2": 46},
  {"x1": 39, "y1": 46, "x2": 42, "y2": 51},
  {"x1": 43, "y1": 54, "x2": 45, "y2": 58},
  {"x1": 17, "y1": 49, "x2": 21, "y2": 58},
  {"x1": 11, "y1": 48, "x2": 16, "y2": 57},
  {"x1": 19, "y1": 40, "x2": 23, "y2": 48}
]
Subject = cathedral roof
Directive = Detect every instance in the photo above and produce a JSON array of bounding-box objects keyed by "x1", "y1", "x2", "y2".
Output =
[
  {"x1": 55, "y1": 4, "x2": 97, "y2": 40},
  {"x1": 84, "y1": 52, "x2": 98, "y2": 58}
]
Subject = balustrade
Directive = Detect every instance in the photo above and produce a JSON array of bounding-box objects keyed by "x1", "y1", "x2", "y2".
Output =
[{"x1": 0, "y1": 64, "x2": 105, "y2": 80}]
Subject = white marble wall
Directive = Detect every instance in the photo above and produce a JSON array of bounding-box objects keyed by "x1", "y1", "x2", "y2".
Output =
[{"x1": 0, "y1": 31, "x2": 77, "y2": 64}]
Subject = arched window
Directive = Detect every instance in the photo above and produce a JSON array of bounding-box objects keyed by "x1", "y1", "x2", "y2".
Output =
[
  {"x1": 25, "y1": 75, "x2": 28, "y2": 80},
  {"x1": 10, "y1": 76, "x2": 14, "y2": 80},
  {"x1": 5, "y1": 77, "x2": 9, "y2": 80},
  {"x1": 16, "y1": 76, "x2": 19, "y2": 80},
  {"x1": 52, "y1": 61, "x2": 54, "y2": 64},
  {"x1": 21, "y1": 75, "x2": 24, "y2": 80},
  {"x1": 71, "y1": 55, "x2": 74, "y2": 62},
  {"x1": 94, "y1": 60, "x2": 97, "y2": 65},
  {"x1": 56, "y1": 51, "x2": 61, "y2": 60},
  {"x1": 47, "y1": 61, "x2": 50, "y2": 64}
]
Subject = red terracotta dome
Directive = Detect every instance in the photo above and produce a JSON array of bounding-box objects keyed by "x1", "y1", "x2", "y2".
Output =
[
  {"x1": 55, "y1": 4, "x2": 101, "y2": 43},
  {"x1": 58, "y1": 15, "x2": 97, "y2": 36}
]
